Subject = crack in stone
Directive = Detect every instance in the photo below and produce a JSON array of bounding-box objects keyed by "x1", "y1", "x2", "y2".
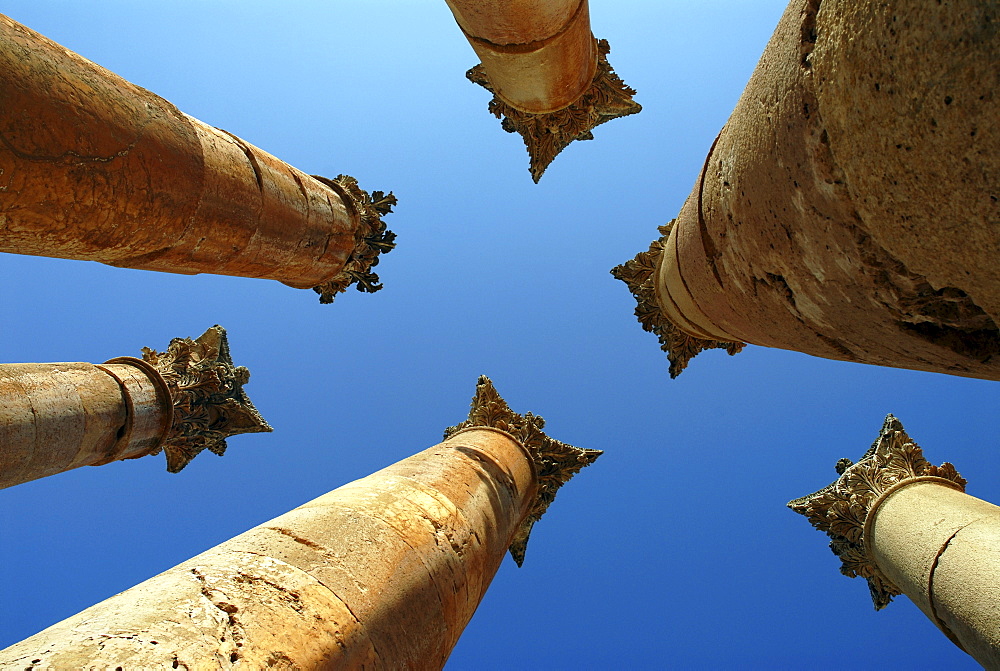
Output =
[{"x1": 0, "y1": 113, "x2": 155, "y2": 164}]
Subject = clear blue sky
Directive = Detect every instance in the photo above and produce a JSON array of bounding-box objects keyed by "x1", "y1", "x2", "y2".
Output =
[{"x1": 1, "y1": 2, "x2": 997, "y2": 668}]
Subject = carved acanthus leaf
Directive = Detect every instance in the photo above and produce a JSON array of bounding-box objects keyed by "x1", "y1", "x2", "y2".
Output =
[
  {"x1": 611, "y1": 220, "x2": 745, "y2": 377},
  {"x1": 788, "y1": 415, "x2": 967, "y2": 610},
  {"x1": 467, "y1": 39, "x2": 641, "y2": 182},
  {"x1": 310, "y1": 174, "x2": 397, "y2": 304},
  {"x1": 141, "y1": 325, "x2": 272, "y2": 473},
  {"x1": 444, "y1": 375, "x2": 602, "y2": 567}
]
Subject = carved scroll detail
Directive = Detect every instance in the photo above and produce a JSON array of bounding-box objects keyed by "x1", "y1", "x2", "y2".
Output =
[
  {"x1": 468, "y1": 39, "x2": 641, "y2": 182},
  {"x1": 611, "y1": 220, "x2": 745, "y2": 377},
  {"x1": 142, "y1": 326, "x2": 272, "y2": 473},
  {"x1": 444, "y1": 375, "x2": 602, "y2": 566},
  {"x1": 788, "y1": 415, "x2": 967, "y2": 610},
  {"x1": 310, "y1": 174, "x2": 397, "y2": 304}
]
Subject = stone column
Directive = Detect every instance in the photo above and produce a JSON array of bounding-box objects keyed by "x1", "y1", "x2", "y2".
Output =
[
  {"x1": 789, "y1": 415, "x2": 1000, "y2": 667},
  {"x1": 0, "y1": 376, "x2": 600, "y2": 669},
  {"x1": 445, "y1": 0, "x2": 640, "y2": 181},
  {"x1": 0, "y1": 14, "x2": 395, "y2": 304},
  {"x1": 0, "y1": 325, "x2": 269, "y2": 489},
  {"x1": 614, "y1": 0, "x2": 999, "y2": 379}
]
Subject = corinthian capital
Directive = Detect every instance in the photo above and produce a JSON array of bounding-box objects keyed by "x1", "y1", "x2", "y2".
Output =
[
  {"x1": 788, "y1": 415, "x2": 967, "y2": 609},
  {"x1": 611, "y1": 220, "x2": 744, "y2": 378},
  {"x1": 445, "y1": 375, "x2": 602, "y2": 566},
  {"x1": 469, "y1": 39, "x2": 641, "y2": 183},
  {"x1": 141, "y1": 325, "x2": 272, "y2": 473}
]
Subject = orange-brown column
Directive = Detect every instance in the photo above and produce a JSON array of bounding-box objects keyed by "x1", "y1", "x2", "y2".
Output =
[
  {"x1": 0, "y1": 376, "x2": 600, "y2": 669},
  {"x1": 0, "y1": 14, "x2": 395, "y2": 304},
  {"x1": 0, "y1": 326, "x2": 269, "y2": 489},
  {"x1": 790, "y1": 415, "x2": 1000, "y2": 667},
  {"x1": 614, "y1": 0, "x2": 999, "y2": 379},
  {"x1": 445, "y1": 0, "x2": 640, "y2": 180}
]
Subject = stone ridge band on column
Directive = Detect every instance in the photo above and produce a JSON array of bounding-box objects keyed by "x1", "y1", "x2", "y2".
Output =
[
  {"x1": 787, "y1": 415, "x2": 967, "y2": 610},
  {"x1": 138, "y1": 325, "x2": 272, "y2": 473},
  {"x1": 444, "y1": 375, "x2": 602, "y2": 565},
  {"x1": 0, "y1": 15, "x2": 396, "y2": 304},
  {"x1": 467, "y1": 38, "x2": 641, "y2": 182},
  {"x1": 611, "y1": 220, "x2": 745, "y2": 378},
  {"x1": 92, "y1": 356, "x2": 174, "y2": 465}
]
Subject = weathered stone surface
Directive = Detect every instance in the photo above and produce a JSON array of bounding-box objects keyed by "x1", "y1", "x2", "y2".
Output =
[
  {"x1": 0, "y1": 378, "x2": 600, "y2": 668},
  {"x1": 0, "y1": 326, "x2": 268, "y2": 489},
  {"x1": 618, "y1": 0, "x2": 999, "y2": 379},
  {"x1": 0, "y1": 14, "x2": 395, "y2": 302},
  {"x1": 0, "y1": 363, "x2": 129, "y2": 489}
]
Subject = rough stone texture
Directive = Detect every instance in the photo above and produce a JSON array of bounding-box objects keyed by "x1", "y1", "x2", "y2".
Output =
[
  {"x1": 870, "y1": 481, "x2": 1000, "y2": 667},
  {"x1": 0, "y1": 327, "x2": 268, "y2": 489},
  {"x1": 647, "y1": 0, "x2": 999, "y2": 379},
  {"x1": 0, "y1": 362, "x2": 163, "y2": 489},
  {"x1": 0, "y1": 14, "x2": 394, "y2": 301},
  {"x1": 0, "y1": 429, "x2": 540, "y2": 669},
  {"x1": 814, "y1": 0, "x2": 1000, "y2": 329}
]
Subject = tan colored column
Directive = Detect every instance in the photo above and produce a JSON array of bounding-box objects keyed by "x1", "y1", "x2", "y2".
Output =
[
  {"x1": 789, "y1": 415, "x2": 1000, "y2": 667},
  {"x1": 445, "y1": 0, "x2": 640, "y2": 181},
  {"x1": 0, "y1": 14, "x2": 396, "y2": 304},
  {"x1": 614, "y1": 0, "x2": 999, "y2": 379},
  {"x1": 0, "y1": 325, "x2": 269, "y2": 489},
  {"x1": 0, "y1": 376, "x2": 600, "y2": 669}
]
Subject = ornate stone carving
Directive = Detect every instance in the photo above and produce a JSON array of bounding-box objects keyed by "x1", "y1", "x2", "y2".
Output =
[
  {"x1": 611, "y1": 220, "x2": 745, "y2": 377},
  {"x1": 310, "y1": 174, "x2": 397, "y2": 304},
  {"x1": 141, "y1": 326, "x2": 272, "y2": 473},
  {"x1": 788, "y1": 415, "x2": 967, "y2": 609},
  {"x1": 444, "y1": 375, "x2": 602, "y2": 566},
  {"x1": 467, "y1": 39, "x2": 641, "y2": 183}
]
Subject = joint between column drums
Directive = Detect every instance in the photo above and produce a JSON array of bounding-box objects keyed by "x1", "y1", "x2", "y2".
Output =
[
  {"x1": 861, "y1": 475, "x2": 969, "y2": 564},
  {"x1": 457, "y1": 0, "x2": 588, "y2": 56},
  {"x1": 95, "y1": 357, "x2": 174, "y2": 464}
]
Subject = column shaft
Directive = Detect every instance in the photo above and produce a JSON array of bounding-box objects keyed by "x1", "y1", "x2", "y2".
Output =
[
  {"x1": 0, "y1": 429, "x2": 536, "y2": 669},
  {"x1": 0, "y1": 360, "x2": 169, "y2": 489},
  {"x1": 0, "y1": 326, "x2": 269, "y2": 489},
  {"x1": 445, "y1": 0, "x2": 640, "y2": 181},
  {"x1": 0, "y1": 376, "x2": 600, "y2": 668},
  {"x1": 870, "y1": 480, "x2": 1000, "y2": 666},
  {"x1": 616, "y1": 0, "x2": 999, "y2": 378},
  {"x1": 790, "y1": 415, "x2": 999, "y2": 667},
  {"x1": 0, "y1": 14, "x2": 395, "y2": 303},
  {"x1": 446, "y1": 0, "x2": 595, "y2": 114}
]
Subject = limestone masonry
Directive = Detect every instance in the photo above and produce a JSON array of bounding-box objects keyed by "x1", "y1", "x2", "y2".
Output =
[
  {"x1": 0, "y1": 326, "x2": 269, "y2": 489},
  {"x1": 0, "y1": 377, "x2": 600, "y2": 668},
  {"x1": 0, "y1": 14, "x2": 396, "y2": 304},
  {"x1": 615, "y1": 0, "x2": 1000, "y2": 379}
]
